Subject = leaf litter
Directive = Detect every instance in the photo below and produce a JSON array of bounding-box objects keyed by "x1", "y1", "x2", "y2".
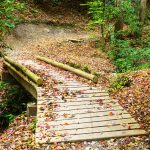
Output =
[{"x1": 1, "y1": 2, "x2": 149, "y2": 148}]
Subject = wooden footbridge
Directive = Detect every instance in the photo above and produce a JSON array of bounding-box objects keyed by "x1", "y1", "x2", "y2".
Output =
[{"x1": 1, "y1": 56, "x2": 146, "y2": 144}]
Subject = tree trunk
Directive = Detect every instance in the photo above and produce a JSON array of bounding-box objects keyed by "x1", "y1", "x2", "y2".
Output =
[
  {"x1": 114, "y1": 0, "x2": 123, "y2": 38},
  {"x1": 140, "y1": 0, "x2": 147, "y2": 23},
  {"x1": 37, "y1": 56, "x2": 98, "y2": 83}
]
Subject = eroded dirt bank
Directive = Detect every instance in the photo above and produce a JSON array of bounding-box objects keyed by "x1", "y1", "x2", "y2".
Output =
[{"x1": 4, "y1": 23, "x2": 114, "y2": 83}]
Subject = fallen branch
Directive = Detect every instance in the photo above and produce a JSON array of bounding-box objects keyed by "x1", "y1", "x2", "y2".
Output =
[
  {"x1": 4, "y1": 56, "x2": 43, "y2": 86},
  {"x1": 37, "y1": 56, "x2": 98, "y2": 83}
]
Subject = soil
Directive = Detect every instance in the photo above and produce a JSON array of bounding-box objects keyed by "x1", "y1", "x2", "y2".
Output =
[{"x1": 3, "y1": 23, "x2": 114, "y2": 85}]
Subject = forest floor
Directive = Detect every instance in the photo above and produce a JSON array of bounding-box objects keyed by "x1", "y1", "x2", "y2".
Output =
[{"x1": 0, "y1": 1, "x2": 149, "y2": 150}]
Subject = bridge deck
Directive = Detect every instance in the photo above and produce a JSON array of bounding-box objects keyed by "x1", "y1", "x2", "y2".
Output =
[{"x1": 32, "y1": 61, "x2": 146, "y2": 144}]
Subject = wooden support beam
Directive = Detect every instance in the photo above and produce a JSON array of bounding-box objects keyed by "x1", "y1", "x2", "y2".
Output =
[
  {"x1": 27, "y1": 102, "x2": 37, "y2": 117},
  {"x1": 37, "y1": 56, "x2": 98, "y2": 83},
  {"x1": 4, "y1": 61, "x2": 38, "y2": 99},
  {"x1": 4, "y1": 56, "x2": 43, "y2": 86}
]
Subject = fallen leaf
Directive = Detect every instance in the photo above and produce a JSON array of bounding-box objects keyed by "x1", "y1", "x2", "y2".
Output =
[{"x1": 108, "y1": 112, "x2": 114, "y2": 116}]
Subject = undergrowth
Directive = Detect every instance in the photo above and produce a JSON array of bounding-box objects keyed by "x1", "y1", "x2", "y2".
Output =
[
  {"x1": 0, "y1": 0, "x2": 26, "y2": 37},
  {"x1": 29, "y1": 118, "x2": 36, "y2": 133},
  {"x1": 67, "y1": 62, "x2": 91, "y2": 73},
  {"x1": 109, "y1": 75, "x2": 132, "y2": 92},
  {"x1": 108, "y1": 38, "x2": 150, "y2": 73},
  {"x1": 0, "y1": 81, "x2": 34, "y2": 131},
  {"x1": 67, "y1": 62, "x2": 101, "y2": 77}
]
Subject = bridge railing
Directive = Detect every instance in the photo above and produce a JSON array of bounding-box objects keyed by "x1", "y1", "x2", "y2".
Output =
[{"x1": 2, "y1": 56, "x2": 43, "y2": 99}]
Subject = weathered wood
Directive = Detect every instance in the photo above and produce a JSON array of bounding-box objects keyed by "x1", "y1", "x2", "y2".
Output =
[
  {"x1": 38, "y1": 93, "x2": 110, "y2": 102},
  {"x1": 4, "y1": 61, "x2": 38, "y2": 99},
  {"x1": 4, "y1": 56, "x2": 43, "y2": 86},
  {"x1": 55, "y1": 111, "x2": 130, "y2": 121},
  {"x1": 56, "y1": 86, "x2": 105, "y2": 92},
  {"x1": 38, "y1": 129, "x2": 146, "y2": 143},
  {"x1": 36, "y1": 56, "x2": 98, "y2": 83},
  {"x1": 57, "y1": 85, "x2": 97, "y2": 89},
  {"x1": 38, "y1": 98, "x2": 118, "y2": 107},
  {"x1": 66, "y1": 39, "x2": 83, "y2": 43},
  {"x1": 37, "y1": 109, "x2": 127, "y2": 119},
  {"x1": 38, "y1": 98, "x2": 115, "y2": 107},
  {"x1": 35, "y1": 61, "x2": 146, "y2": 144},
  {"x1": 27, "y1": 103, "x2": 37, "y2": 117},
  {"x1": 37, "y1": 102, "x2": 120, "y2": 112},
  {"x1": 38, "y1": 96, "x2": 116, "y2": 103},
  {"x1": 37, "y1": 113, "x2": 134, "y2": 127},
  {"x1": 38, "y1": 104, "x2": 123, "y2": 114},
  {"x1": 37, "y1": 123, "x2": 140, "y2": 136}
]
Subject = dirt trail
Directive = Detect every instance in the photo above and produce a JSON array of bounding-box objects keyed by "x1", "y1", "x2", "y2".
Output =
[
  {"x1": 3, "y1": 23, "x2": 114, "y2": 83},
  {"x1": 4, "y1": 23, "x2": 89, "y2": 59}
]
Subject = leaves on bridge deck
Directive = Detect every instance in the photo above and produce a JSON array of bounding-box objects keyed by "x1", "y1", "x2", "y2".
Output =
[
  {"x1": 0, "y1": 56, "x2": 149, "y2": 149},
  {"x1": 0, "y1": 64, "x2": 149, "y2": 149}
]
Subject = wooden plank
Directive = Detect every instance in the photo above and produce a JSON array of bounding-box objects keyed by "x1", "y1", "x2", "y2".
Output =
[
  {"x1": 37, "y1": 100, "x2": 119, "y2": 107},
  {"x1": 38, "y1": 95, "x2": 110, "y2": 103},
  {"x1": 65, "y1": 94, "x2": 109, "y2": 99},
  {"x1": 41, "y1": 129, "x2": 146, "y2": 143},
  {"x1": 38, "y1": 95, "x2": 111, "y2": 102},
  {"x1": 58, "y1": 87, "x2": 99, "y2": 91},
  {"x1": 39, "y1": 96, "x2": 116, "y2": 103},
  {"x1": 38, "y1": 104, "x2": 120, "y2": 113},
  {"x1": 38, "y1": 99, "x2": 118, "y2": 108},
  {"x1": 37, "y1": 117, "x2": 136, "y2": 128},
  {"x1": 36, "y1": 123, "x2": 140, "y2": 137},
  {"x1": 37, "y1": 109, "x2": 127, "y2": 119},
  {"x1": 37, "y1": 107, "x2": 125, "y2": 119},
  {"x1": 75, "y1": 93, "x2": 109, "y2": 97},
  {"x1": 38, "y1": 105, "x2": 123, "y2": 114},
  {"x1": 75, "y1": 90, "x2": 107, "y2": 94},
  {"x1": 56, "y1": 85, "x2": 97, "y2": 89},
  {"x1": 57, "y1": 89, "x2": 107, "y2": 94},
  {"x1": 6, "y1": 62, "x2": 38, "y2": 98},
  {"x1": 37, "y1": 102, "x2": 120, "y2": 112},
  {"x1": 55, "y1": 110, "x2": 130, "y2": 121},
  {"x1": 38, "y1": 113, "x2": 131, "y2": 123}
]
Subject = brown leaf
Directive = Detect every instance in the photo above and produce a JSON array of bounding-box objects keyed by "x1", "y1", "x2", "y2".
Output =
[{"x1": 108, "y1": 112, "x2": 114, "y2": 116}]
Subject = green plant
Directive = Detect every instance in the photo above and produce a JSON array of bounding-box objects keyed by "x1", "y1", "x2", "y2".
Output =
[
  {"x1": 0, "y1": 81, "x2": 35, "y2": 129},
  {"x1": 108, "y1": 39, "x2": 150, "y2": 73},
  {"x1": 67, "y1": 62, "x2": 92, "y2": 73},
  {"x1": 83, "y1": 0, "x2": 145, "y2": 50},
  {"x1": 109, "y1": 75, "x2": 132, "y2": 92},
  {"x1": 0, "y1": 0, "x2": 25, "y2": 37},
  {"x1": 29, "y1": 118, "x2": 36, "y2": 133},
  {"x1": 67, "y1": 62, "x2": 81, "y2": 69},
  {"x1": 82, "y1": 65, "x2": 91, "y2": 73},
  {"x1": 3, "y1": 84, "x2": 29, "y2": 115}
]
